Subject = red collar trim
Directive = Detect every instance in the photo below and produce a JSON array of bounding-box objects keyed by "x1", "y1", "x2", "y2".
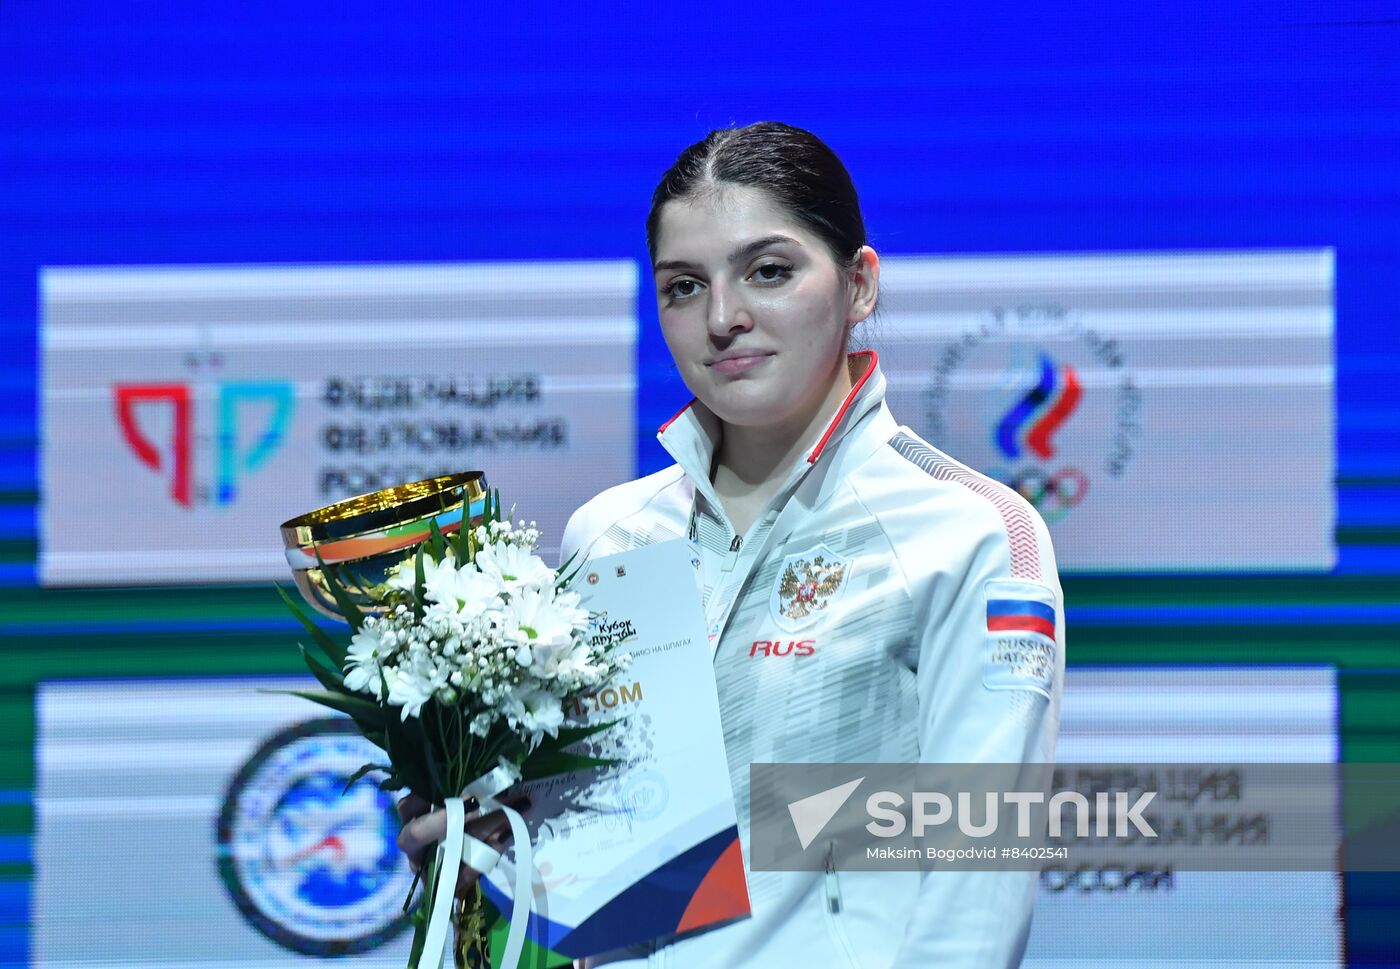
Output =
[
  {"x1": 658, "y1": 397, "x2": 697, "y2": 434},
  {"x1": 806, "y1": 350, "x2": 879, "y2": 464},
  {"x1": 656, "y1": 349, "x2": 879, "y2": 463}
]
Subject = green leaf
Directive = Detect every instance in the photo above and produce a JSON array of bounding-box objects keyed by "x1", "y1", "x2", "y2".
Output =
[
  {"x1": 455, "y1": 494, "x2": 472, "y2": 562},
  {"x1": 268, "y1": 687, "x2": 386, "y2": 723},
  {"x1": 406, "y1": 854, "x2": 433, "y2": 965},
  {"x1": 299, "y1": 644, "x2": 345, "y2": 693},
  {"x1": 355, "y1": 728, "x2": 389, "y2": 754},
  {"x1": 425, "y1": 514, "x2": 446, "y2": 564},
  {"x1": 520, "y1": 750, "x2": 620, "y2": 782},
  {"x1": 415, "y1": 716, "x2": 447, "y2": 802},
  {"x1": 401, "y1": 869, "x2": 423, "y2": 915},
  {"x1": 313, "y1": 549, "x2": 366, "y2": 632},
  {"x1": 370, "y1": 714, "x2": 438, "y2": 806},
  {"x1": 377, "y1": 774, "x2": 410, "y2": 792},
  {"x1": 277, "y1": 584, "x2": 349, "y2": 668},
  {"x1": 342, "y1": 761, "x2": 392, "y2": 794},
  {"x1": 537, "y1": 718, "x2": 618, "y2": 751},
  {"x1": 413, "y1": 544, "x2": 427, "y2": 623},
  {"x1": 556, "y1": 549, "x2": 585, "y2": 589}
]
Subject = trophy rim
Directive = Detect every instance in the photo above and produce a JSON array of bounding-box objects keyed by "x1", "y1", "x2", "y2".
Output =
[{"x1": 279, "y1": 470, "x2": 488, "y2": 545}]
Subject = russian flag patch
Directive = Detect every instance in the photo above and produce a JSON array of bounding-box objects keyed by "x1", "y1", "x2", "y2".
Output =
[
  {"x1": 986, "y1": 597, "x2": 1056, "y2": 638},
  {"x1": 983, "y1": 578, "x2": 1059, "y2": 699}
]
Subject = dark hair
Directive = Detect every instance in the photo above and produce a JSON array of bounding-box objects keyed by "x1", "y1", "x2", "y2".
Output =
[{"x1": 646, "y1": 122, "x2": 868, "y2": 269}]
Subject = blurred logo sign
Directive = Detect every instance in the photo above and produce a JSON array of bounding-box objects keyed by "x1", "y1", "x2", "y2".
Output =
[
  {"x1": 924, "y1": 307, "x2": 1141, "y2": 528},
  {"x1": 993, "y1": 352, "x2": 1083, "y2": 463},
  {"x1": 991, "y1": 351, "x2": 1089, "y2": 523},
  {"x1": 881, "y1": 250, "x2": 1336, "y2": 571},
  {"x1": 114, "y1": 380, "x2": 295, "y2": 507},
  {"x1": 40, "y1": 260, "x2": 637, "y2": 584},
  {"x1": 216, "y1": 718, "x2": 413, "y2": 956}
]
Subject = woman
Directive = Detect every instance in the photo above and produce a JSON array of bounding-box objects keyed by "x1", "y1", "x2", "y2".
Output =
[{"x1": 400, "y1": 121, "x2": 1064, "y2": 968}]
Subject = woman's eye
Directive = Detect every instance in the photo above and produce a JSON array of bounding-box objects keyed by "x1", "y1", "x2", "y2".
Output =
[
  {"x1": 753, "y1": 263, "x2": 792, "y2": 283},
  {"x1": 664, "y1": 279, "x2": 701, "y2": 300}
]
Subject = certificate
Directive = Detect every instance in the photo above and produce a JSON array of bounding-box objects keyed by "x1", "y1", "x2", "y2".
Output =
[{"x1": 480, "y1": 539, "x2": 751, "y2": 960}]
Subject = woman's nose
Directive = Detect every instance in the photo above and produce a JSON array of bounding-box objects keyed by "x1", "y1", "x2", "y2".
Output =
[{"x1": 707, "y1": 281, "x2": 753, "y2": 337}]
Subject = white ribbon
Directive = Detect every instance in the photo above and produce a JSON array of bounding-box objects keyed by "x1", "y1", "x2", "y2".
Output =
[{"x1": 418, "y1": 765, "x2": 533, "y2": 969}]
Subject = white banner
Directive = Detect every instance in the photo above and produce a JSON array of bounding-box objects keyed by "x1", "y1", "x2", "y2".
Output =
[
  {"x1": 40, "y1": 260, "x2": 638, "y2": 585},
  {"x1": 34, "y1": 678, "x2": 416, "y2": 967},
  {"x1": 1025, "y1": 666, "x2": 1341, "y2": 969},
  {"x1": 33, "y1": 667, "x2": 1339, "y2": 968},
  {"x1": 879, "y1": 250, "x2": 1336, "y2": 571}
]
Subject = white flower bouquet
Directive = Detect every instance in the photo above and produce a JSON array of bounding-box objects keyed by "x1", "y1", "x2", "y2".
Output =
[{"x1": 279, "y1": 490, "x2": 627, "y2": 968}]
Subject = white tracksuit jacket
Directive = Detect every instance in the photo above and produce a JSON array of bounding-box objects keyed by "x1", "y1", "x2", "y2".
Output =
[{"x1": 561, "y1": 351, "x2": 1064, "y2": 969}]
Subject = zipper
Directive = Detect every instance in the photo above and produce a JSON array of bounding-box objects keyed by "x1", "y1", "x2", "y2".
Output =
[
  {"x1": 721, "y1": 534, "x2": 742, "y2": 573},
  {"x1": 824, "y1": 843, "x2": 842, "y2": 913},
  {"x1": 822, "y1": 843, "x2": 861, "y2": 968}
]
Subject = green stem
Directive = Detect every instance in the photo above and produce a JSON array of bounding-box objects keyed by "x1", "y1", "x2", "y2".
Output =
[
  {"x1": 406, "y1": 849, "x2": 435, "y2": 968},
  {"x1": 451, "y1": 702, "x2": 467, "y2": 796},
  {"x1": 434, "y1": 703, "x2": 453, "y2": 796}
]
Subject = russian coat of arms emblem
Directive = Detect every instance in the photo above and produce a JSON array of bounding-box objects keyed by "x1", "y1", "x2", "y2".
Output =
[{"x1": 770, "y1": 546, "x2": 849, "y2": 629}]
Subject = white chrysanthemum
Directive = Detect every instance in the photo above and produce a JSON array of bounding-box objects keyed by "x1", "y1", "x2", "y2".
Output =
[
  {"x1": 383, "y1": 649, "x2": 447, "y2": 720},
  {"x1": 502, "y1": 586, "x2": 589, "y2": 675},
  {"x1": 510, "y1": 685, "x2": 564, "y2": 739},
  {"x1": 551, "y1": 641, "x2": 605, "y2": 683},
  {"x1": 385, "y1": 547, "x2": 456, "y2": 594},
  {"x1": 474, "y1": 542, "x2": 554, "y2": 594},
  {"x1": 343, "y1": 624, "x2": 387, "y2": 694},
  {"x1": 424, "y1": 561, "x2": 503, "y2": 619}
]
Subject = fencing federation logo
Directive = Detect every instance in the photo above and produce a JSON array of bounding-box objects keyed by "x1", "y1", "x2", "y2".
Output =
[
  {"x1": 771, "y1": 546, "x2": 849, "y2": 630},
  {"x1": 115, "y1": 379, "x2": 294, "y2": 507},
  {"x1": 217, "y1": 719, "x2": 413, "y2": 956}
]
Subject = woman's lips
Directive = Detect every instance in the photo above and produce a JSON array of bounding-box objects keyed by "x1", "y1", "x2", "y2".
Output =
[{"x1": 710, "y1": 353, "x2": 772, "y2": 376}]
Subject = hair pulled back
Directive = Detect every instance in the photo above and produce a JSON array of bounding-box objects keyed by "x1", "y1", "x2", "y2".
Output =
[{"x1": 646, "y1": 122, "x2": 867, "y2": 269}]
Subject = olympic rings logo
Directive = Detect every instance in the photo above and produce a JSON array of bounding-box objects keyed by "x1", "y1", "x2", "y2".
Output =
[{"x1": 1001, "y1": 466, "x2": 1089, "y2": 523}]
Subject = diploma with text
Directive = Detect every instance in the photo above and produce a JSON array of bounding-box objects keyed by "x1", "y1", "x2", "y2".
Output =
[{"x1": 480, "y1": 539, "x2": 751, "y2": 960}]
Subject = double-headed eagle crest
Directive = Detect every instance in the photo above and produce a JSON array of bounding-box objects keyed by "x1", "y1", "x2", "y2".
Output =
[{"x1": 775, "y1": 553, "x2": 847, "y2": 622}]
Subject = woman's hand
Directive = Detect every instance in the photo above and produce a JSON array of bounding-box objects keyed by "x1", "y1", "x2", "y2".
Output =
[{"x1": 396, "y1": 792, "x2": 530, "y2": 898}]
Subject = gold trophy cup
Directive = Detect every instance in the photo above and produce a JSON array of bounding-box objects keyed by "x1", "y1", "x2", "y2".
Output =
[{"x1": 279, "y1": 471, "x2": 489, "y2": 621}]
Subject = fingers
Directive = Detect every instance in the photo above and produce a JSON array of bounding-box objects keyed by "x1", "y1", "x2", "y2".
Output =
[
  {"x1": 397, "y1": 807, "x2": 449, "y2": 873},
  {"x1": 397, "y1": 790, "x2": 527, "y2": 825},
  {"x1": 396, "y1": 792, "x2": 429, "y2": 824},
  {"x1": 454, "y1": 813, "x2": 515, "y2": 896},
  {"x1": 395, "y1": 796, "x2": 532, "y2": 886}
]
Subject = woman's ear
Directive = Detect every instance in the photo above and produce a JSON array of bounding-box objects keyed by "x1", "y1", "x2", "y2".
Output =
[{"x1": 847, "y1": 246, "x2": 880, "y2": 325}]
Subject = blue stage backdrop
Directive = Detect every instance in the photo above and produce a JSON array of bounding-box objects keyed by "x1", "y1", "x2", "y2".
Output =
[{"x1": 1, "y1": 3, "x2": 1398, "y2": 967}]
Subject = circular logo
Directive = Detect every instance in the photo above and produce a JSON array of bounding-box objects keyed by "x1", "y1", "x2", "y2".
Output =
[
  {"x1": 216, "y1": 718, "x2": 414, "y2": 956},
  {"x1": 922, "y1": 304, "x2": 1142, "y2": 523},
  {"x1": 620, "y1": 770, "x2": 670, "y2": 823},
  {"x1": 1000, "y1": 466, "x2": 1091, "y2": 525}
]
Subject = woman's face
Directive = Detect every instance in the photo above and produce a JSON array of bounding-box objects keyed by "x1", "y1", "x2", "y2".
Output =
[{"x1": 651, "y1": 184, "x2": 877, "y2": 434}]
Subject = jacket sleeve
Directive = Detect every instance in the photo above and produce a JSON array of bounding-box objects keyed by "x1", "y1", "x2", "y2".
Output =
[{"x1": 890, "y1": 511, "x2": 1064, "y2": 969}]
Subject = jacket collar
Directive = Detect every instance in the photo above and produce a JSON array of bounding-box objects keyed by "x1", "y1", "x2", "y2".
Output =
[{"x1": 656, "y1": 350, "x2": 888, "y2": 508}]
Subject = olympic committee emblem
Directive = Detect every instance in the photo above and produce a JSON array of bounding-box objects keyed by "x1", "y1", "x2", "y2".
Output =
[
  {"x1": 922, "y1": 304, "x2": 1142, "y2": 523},
  {"x1": 770, "y1": 546, "x2": 849, "y2": 630},
  {"x1": 216, "y1": 718, "x2": 414, "y2": 956}
]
